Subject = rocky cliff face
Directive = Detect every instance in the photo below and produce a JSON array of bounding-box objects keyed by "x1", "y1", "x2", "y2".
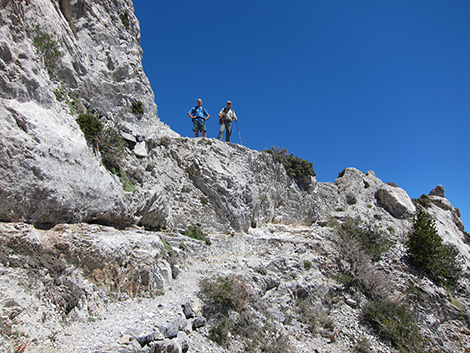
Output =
[
  {"x1": 0, "y1": 0, "x2": 175, "y2": 226},
  {"x1": 1, "y1": 1, "x2": 470, "y2": 353}
]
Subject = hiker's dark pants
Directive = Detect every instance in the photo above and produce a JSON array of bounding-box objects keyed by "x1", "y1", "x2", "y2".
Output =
[{"x1": 217, "y1": 120, "x2": 232, "y2": 142}]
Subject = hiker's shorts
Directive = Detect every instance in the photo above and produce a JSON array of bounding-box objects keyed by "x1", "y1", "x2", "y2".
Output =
[{"x1": 192, "y1": 119, "x2": 206, "y2": 132}]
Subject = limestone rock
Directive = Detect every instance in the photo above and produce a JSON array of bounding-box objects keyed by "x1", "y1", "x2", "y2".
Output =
[
  {"x1": 375, "y1": 185, "x2": 416, "y2": 219},
  {"x1": 429, "y1": 185, "x2": 446, "y2": 197},
  {"x1": 0, "y1": 0, "x2": 175, "y2": 227}
]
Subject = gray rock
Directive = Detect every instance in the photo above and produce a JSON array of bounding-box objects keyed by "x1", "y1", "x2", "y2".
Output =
[
  {"x1": 192, "y1": 317, "x2": 206, "y2": 330},
  {"x1": 149, "y1": 340, "x2": 181, "y2": 353},
  {"x1": 181, "y1": 302, "x2": 195, "y2": 319},
  {"x1": 375, "y1": 186, "x2": 415, "y2": 219},
  {"x1": 429, "y1": 185, "x2": 446, "y2": 197},
  {"x1": 124, "y1": 328, "x2": 158, "y2": 347},
  {"x1": 157, "y1": 319, "x2": 181, "y2": 339},
  {"x1": 177, "y1": 332, "x2": 189, "y2": 353}
]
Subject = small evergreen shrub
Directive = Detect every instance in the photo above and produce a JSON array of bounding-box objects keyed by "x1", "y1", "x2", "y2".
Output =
[
  {"x1": 120, "y1": 11, "x2": 130, "y2": 29},
  {"x1": 99, "y1": 123, "x2": 126, "y2": 170},
  {"x1": 386, "y1": 182, "x2": 398, "y2": 187},
  {"x1": 33, "y1": 26, "x2": 62, "y2": 76},
  {"x1": 76, "y1": 112, "x2": 102, "y2": 141},
  {"x1": 303, "y1": 260, "x2": 313, "y2": 270},
  {"x1": 264, "y1": 147, "x2": 315, "y2": 189},
  {"x1": 432, "y1": 199, "x2": 452, "y2": 211},
  {"x1": 131, "y1": 100, "x2": 144, "y2": 114},
  {"x1": 185, "y1": 225, "x2": 211, "y2": 245},
  {"x1": 413, "y1": 194, "x2": 432, "y2": 208},
  {"x1": 346, "y1": 194, "x2": 357, "y2": 205},
  {"x1": 362, "y1": 300, "x2": 422, "y2": 350},
  {"x1": 406, "y1": 210, "x2": 462, "y2": 286},
  {"x1": 76, "y1": 117, "x2": 134, "y2": 192},
  {"x1": 200, "y1": 197, "x2": 209, "y2": 206}
]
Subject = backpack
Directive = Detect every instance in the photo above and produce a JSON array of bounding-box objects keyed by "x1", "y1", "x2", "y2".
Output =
[{"x1": 192, "y1": 106, "x2": 206, "y2": 117}]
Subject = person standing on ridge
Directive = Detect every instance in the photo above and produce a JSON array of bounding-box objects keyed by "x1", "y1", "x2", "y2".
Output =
[
  {"x1": 217, "y1": 100, "x2": 237, "y2": 142},
  {"x1": 188, "y1": 99, "x2": 210, "y2": 137}
]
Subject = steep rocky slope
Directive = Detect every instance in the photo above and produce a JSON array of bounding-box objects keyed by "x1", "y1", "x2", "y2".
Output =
[{"x1": 1, "y1": 1, "x2": 470, "y2": 353}]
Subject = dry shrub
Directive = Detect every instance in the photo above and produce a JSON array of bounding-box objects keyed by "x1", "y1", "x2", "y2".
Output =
[{"x1": 337, "y1": 232, "x2": 388, "y2": 300}]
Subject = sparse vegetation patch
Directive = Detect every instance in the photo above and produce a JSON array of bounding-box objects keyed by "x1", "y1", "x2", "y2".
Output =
[
  {"x1": 33, "y1": 26, "x2": 62, "y2": 76},
  {"x1": 264, "y1": 146, "x2": 315, "y2": 189},
  {"x1": 184, "y1": 225, "x2": 211, "y2": 245},
  {"x1": 362, "y1": 300, "x2": 422, "y2": 350},
  {"x1": 199, "y1": 275, "x2": 291, "y2": 352},
  {"x1": 76, "y1": 112, "x2": 102, "y2": 141},
  {"x1": 120, "y1": 11, "x2": 130, "y2": 29},
  {"x1": 131, "y1": 100, "x2": 144, "y2": 114}
]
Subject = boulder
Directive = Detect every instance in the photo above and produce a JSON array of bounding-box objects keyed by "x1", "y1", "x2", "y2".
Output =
[
  {"x1": 429, "y1": 185, "x2": 446, "y2": 197},
  {"x1": 375, "y1": 185, "x2": 415, "y2": 219}
]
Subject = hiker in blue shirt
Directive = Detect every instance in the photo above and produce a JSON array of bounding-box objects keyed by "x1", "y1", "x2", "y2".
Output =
[{"x1": 187, "y1": 99, "x2": 210, "y2": 137}]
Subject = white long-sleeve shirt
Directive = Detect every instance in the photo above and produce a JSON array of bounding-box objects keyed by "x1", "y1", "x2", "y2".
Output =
[{"x1": 218, "y1": 108, "x2": 237, "y2": 122}]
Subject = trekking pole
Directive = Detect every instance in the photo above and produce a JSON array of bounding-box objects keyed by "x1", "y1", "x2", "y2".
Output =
[{"x1": 235, "y1": 120, "x2": 243, "y2": 145}]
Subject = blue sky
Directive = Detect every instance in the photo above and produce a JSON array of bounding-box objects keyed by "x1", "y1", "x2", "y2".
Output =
[{"x1": 133, "y1": 0, "x2": 470, "y2": 229}]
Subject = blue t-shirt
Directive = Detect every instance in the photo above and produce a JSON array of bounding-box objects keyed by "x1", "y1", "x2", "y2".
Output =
[{"x1": 189, "y1": 106, "x2": 209, "y2": 120}]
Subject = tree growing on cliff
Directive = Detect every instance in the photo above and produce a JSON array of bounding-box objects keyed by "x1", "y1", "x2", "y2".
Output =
[{"x1": 406, "y1": 210, "x2": 462, "y2": 287}]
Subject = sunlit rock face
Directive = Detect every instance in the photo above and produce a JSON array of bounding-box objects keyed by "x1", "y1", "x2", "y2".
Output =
[{"x1": 0, "y1": 0, "x2": 174, "y2": 226}]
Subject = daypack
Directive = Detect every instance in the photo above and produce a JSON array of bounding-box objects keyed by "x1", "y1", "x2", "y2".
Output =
[{"x1": 192, "y1": 106, "x2": 207, "y2": 118}]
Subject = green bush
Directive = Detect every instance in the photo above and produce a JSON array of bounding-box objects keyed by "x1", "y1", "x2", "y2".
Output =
[
  {"x1": 131, "y1": 101, "x2": 144, "y2": 114},
  {"x1": 76, "y1": 116, "x2": 133, "y2": 192},
  {"x1": 185, "y1": 225, "x2": 211, "y2": 245},
  {"x1": 303, "y1": 260, "x2": 313, "y2": 270},
  {"x1": 199, "y1": 275, "x2": 251, "y2": 311},
  {"x1": 120, "y1": 11, "x2": 130, "y2": 29},
  {"x1": 413, "y1": 194, "x2": 432, "y2": 208},
  {"x1": 99, "y1": 123, "x2": 126, "y2": 170},
  {"x1": 431, "y1": 199, "x2": 452, "y2": 211},
  {"x1": 337, "y1": 217, "x2": 390, "y2": 261},
  {"x1": 107, "y1": 165, "x2": 137, "y2": 192},
  {"x1": 362, "y1": 300, "x2": 422, "y2": 350},
  {"x1": 76, "y1": 112, "x2": 102, "y2": 141},
  {"x1": 54, "y1": 88, "x2": 67, "y2": 101},
  {"x1": 33, "y1": 26, "x2": 62, "y2": 76},
  {"x1": 406, "y1": 210, "x2": 462, "y2": 286},
  {"x1": 264, "y1": 147, "x2": 315, "y2": 189}
]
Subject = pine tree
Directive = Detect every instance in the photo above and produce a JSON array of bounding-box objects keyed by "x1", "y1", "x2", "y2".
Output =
[{"x1": 406, "y1": 210, "x2": 461, "y2": 286}]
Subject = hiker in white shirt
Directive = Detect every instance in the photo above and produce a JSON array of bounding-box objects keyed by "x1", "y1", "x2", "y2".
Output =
[{"x1": 217, "y1": 101, "x2": 238, "y2": 142}]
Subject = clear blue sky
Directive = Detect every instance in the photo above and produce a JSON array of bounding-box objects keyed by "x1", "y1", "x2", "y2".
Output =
[{"x1": 133, "y1": 0, "x2": 470, "y2": 229}]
